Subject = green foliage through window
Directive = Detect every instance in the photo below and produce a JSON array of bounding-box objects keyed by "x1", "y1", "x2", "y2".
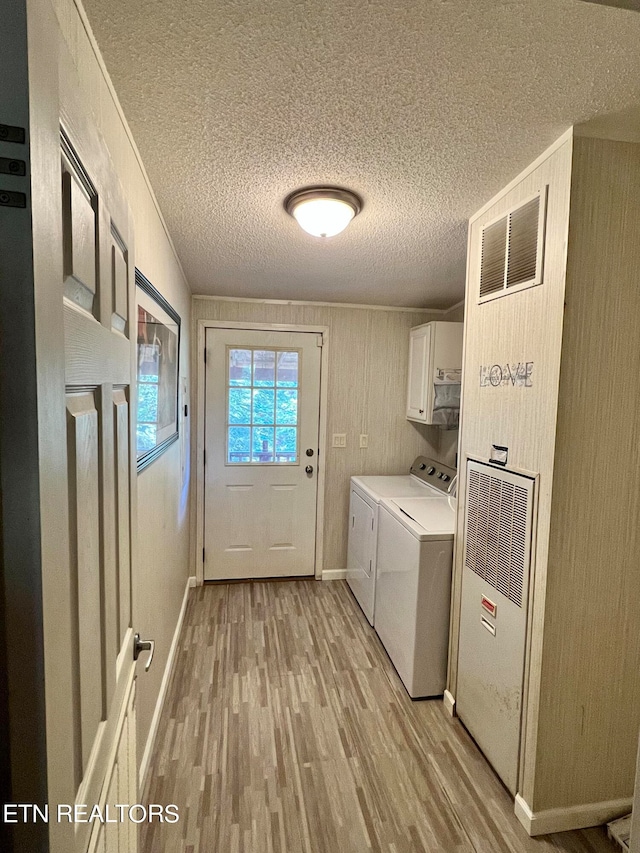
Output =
[{"x1": 227, "y1": 348, "x2": 299, "y2": 463}]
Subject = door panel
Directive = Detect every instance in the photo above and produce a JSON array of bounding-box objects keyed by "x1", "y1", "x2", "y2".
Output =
[
  {"x1": 111, "y1": 228, "x2": 129, "y2": 335},
  {"x1": 114, "y1": 388, "x2": 131, "y2": 649},
  {"x1": 66, "y1": 390, "x2": 103, "y2": 778},
  {"x1": 267, "y1": 483, "x2": 298, "y2": 551},
  {"x1": 62, "y1": 168, "x2": 98, "y2": 315},
  {"x1": 204, "y1": 329, "x2": 321, "y2": 580}
]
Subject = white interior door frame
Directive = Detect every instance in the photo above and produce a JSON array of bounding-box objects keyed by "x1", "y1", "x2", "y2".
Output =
[{"x1": 194, "y1": 319, "x2": 329, "y2": 584}]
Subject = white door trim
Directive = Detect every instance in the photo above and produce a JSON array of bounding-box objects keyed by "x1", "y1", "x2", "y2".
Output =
[{"x1": 194, "y1": 319, "x2": 329, "y2": 584}]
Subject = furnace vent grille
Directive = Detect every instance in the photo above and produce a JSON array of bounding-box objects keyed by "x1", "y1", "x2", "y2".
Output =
[
  {"x1": 478, "y1": 188, "x2": 547, "y2": 304},
  {"x1": 464, "y1": 462, "x2": 535, "y2": 607}
]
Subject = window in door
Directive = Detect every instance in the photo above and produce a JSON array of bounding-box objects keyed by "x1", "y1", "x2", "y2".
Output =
[{"x1": 226, "y1": 348, "x2": 300, "y2": 464}]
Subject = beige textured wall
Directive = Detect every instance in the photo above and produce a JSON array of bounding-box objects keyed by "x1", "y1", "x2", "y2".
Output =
[
  {"x1": 534, "y1": 136, "x2": 640, "y2": 810},
  {"x1": 451, "y1": 131, "x2": 640, "y2": 818},
  {"x1": 52, "y1": 0, "x2": 192, "y2": 767},
  {"x1": 632, "y1": 744, "x2": 640, "y2": 852},
  {"x1": 443, "y1": 301, "x2": 465, "y2": 323},
  {"x1": 192, "y1": 299, "x2": 460, "y2": 571},
  {"x1": 449, "y1": 137, "x2": 573, "y2": 809}
]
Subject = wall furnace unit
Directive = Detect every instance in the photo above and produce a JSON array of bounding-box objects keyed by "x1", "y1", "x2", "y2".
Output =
[{"x1": 456, "y1": 460, "x2": 535, "y2": 796}]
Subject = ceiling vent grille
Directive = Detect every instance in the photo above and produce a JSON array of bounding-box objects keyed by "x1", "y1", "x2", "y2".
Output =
[
  {"x1": 464, "y1": 461, "x2": 535, "y2": 608},
  {"x1": 478, "y1": 188, "x2": 547, "y2": 304}
]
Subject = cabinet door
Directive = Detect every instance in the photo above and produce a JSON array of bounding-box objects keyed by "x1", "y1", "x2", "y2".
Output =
[{"x1": 406, "y1": 325, "x2": 431, "y2": 421}]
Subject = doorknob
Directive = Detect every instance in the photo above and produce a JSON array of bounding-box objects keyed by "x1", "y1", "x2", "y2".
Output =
[
  {"x1": 133, "y1": 632, "x2": 155, "y2": 672},
  {"x1": 305, "y1": 465, "x2": 314, "y2": 475},
  {"x1": 306, "y1": 448, "x2": 314, "y2": 457}
]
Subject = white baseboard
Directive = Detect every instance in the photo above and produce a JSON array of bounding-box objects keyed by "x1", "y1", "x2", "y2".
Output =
[
  {"x1": 139, "y1": 575, "x2": 195, "y2": 789},
  {"x1": 514, "y1": 793, "x2": 633, "y2": 836},
  {"x1": 443, "y1": 690, "x2": 456, "y2": 717},
  {"x1": 322, "y1": 569, "x2": 347, "y2": 580}
]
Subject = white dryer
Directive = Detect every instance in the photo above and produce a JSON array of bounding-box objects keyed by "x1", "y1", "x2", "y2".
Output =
[
  {"x1": 374, "y1": 495, "x2": 455, "y2": 698},
  {"x1": 346, "y1": 457, "x2": 456, "y2": 625}
]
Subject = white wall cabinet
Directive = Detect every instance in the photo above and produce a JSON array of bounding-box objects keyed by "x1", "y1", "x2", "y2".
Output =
[{"x1": 406, "y1": 321, "x2": 463, "y2": 424}]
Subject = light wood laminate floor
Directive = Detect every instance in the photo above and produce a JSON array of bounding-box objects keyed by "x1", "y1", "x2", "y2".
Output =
[{"x1": 141, "y1": 580, "x2": 618, "y2": 853}]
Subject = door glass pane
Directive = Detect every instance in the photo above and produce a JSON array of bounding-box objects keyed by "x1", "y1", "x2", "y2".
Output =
[
  {"x1": 229, "y1": 349, "x2": 252, "y2": 386},
  {"x1": 228, "y1": 388, "x2": 251, "y2": 424},
  {"x1": 252, "y1": 388, "x2": 275, "y2": 425},
  {"x1": 276, "y1": 389, "x2": 297, "y2": 424},
  {"x1": 277, "y1": 351, "x2": 298, "y2": 387},
  {"x1": 227, "y1": 347, "x2": 300, "y2": 464},
  {"x1": 228, "y1": 426, "x2": 251, "y2": 463},
  {"x1": 253, "y1": 351, "x2": 275, "y2": 386},
  {"x1": 276, "y1": 427, "x2": 297, "y2": 461},
  {"x1": 252, "y1": 427, "x2": 274, "y2": 462}
]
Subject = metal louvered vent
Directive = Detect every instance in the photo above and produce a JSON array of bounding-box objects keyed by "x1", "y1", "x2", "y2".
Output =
[
  {"x1": 507, "y1": 195, "x2": 540, "y2": 288},
  {"x1": 464, "y1": 462, "x2": 534, "y2": 607},
  {"x1": 478, "y1": 188, "x2": 547, "y2": 303},
  {"x1": 480, "y1": 217, "x2": 507, "y2": 297}
]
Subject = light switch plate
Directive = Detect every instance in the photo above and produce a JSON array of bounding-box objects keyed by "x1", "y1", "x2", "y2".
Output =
[
  {"x1": 332, "y1": 433, "x2": 347, "y2": 448},
  {"x1": 359, "y1": 434, "x2": 368, "y2": 448}
]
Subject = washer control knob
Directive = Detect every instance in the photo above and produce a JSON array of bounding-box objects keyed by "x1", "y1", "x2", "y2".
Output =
[
  {"x1": 419, "y1": 463, "x2": 426, "y2": 470},
  {"x1": 427, "y1": 466, "x2": 435, "y2": 475},
  {"x1": 441, "y1": 474, "x2": 451, "y2": 482}
]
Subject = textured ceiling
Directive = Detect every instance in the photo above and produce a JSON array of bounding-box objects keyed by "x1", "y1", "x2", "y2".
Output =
[{"x1": 82, "y1": 0, "x2": 640, "y2": 308}]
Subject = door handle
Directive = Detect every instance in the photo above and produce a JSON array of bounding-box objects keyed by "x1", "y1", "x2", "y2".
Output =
[
  {"x1": 305, "y1": 465, "x2": 314, "y2": 475},
  {"x1": 133, "y1": 632, "x2": 155, "y2": 672}
]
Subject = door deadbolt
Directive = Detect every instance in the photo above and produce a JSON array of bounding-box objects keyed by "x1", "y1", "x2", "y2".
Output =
[
  {"x1": 306, "y1": 448, "x2": 314, "y2": 457},
  {"x1": 133, "y1": 633, "x2": 155, "y2": 672},
  {"x1": 305, "y1": 465, "x2": 314, "y2": 475}
]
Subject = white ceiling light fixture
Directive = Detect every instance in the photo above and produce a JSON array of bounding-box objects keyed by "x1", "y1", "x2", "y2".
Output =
[{"x1": 285, "y1": 186, "x2": 362, "y2": 238}]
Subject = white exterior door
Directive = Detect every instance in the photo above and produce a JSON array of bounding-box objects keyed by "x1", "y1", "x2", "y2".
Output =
[{"x1": 204, "y1": 328, "x2": 322, "y2": 580}]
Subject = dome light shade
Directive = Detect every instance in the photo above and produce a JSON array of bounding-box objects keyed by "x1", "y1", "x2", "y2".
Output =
[{"x1": 285, "y1": 187, "x2": 362, "y2": 238}]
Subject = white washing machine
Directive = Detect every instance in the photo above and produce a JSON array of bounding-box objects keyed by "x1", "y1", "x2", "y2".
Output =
[
  {"x1": 346, "y1": 456, "x2": 456, "y2": 625},
  {"x1": 374, "y1": 495, "x2": 455, "y2": 698}
]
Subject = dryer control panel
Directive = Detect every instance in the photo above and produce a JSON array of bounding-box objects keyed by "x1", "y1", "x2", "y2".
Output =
[{"x1": 409, "y1": 456, "x2": 457, "y2": 494}]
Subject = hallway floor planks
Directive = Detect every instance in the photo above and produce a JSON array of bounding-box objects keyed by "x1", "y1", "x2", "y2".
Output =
[{"x1": 141, "y1": 580, "x2": 618, "y2": 853}]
